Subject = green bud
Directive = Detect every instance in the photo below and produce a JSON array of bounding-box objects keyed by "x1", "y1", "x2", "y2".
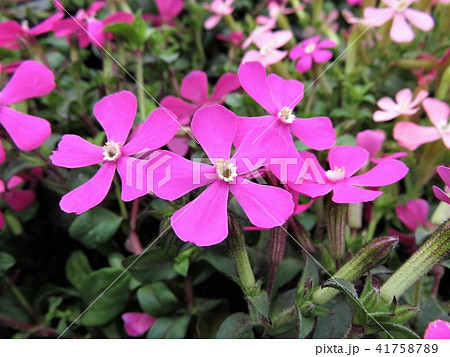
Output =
[
  {"x1": 313, "y1": 236, "x2": 398, "y2": 305},
  {"x1": 326, "y1": 198, "x2": 348, "y2": 260},
  {"x1": 380, "y1": 219, "x2": 450, "y2": 302}
]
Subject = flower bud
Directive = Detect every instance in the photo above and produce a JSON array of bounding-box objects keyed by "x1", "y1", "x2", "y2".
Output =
[
  {"x1": 326, "y1": 198, "x2": 348, "y2": 260},
  {"x1": 313, "y1": 236, "x2": 398, "y2": 305},
  {"x1": 380, "y1": 219, "x2": 450, "y2": 302}
]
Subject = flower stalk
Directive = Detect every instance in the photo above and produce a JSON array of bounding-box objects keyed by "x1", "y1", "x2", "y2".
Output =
[
  {"x1": 326, "y1": 197, "x2": 348, "y2": 260},
  {"x1": 267, "y1": 224, "x2": 287, "y2": 297},
  {"x1": 380, "y1": 219, "x2": 450, "y2": 302},
  {"x1": 313, "y1": 236, "x2": 398, "y2": 305}
]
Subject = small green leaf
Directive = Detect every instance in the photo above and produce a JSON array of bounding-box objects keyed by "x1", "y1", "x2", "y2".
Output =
[
  {"x1": 0, "y1": 252, "x2": 15, "y2": 276},
  {"x1": 137, "y1": 283, "x2": 179, "y2": 316},
  {"x1": 313, "y1": 296, "x2": 352, "y2": 338},
  {"x1": 147, "y1": 316, "x2": 191, "y2": 339},
  {"x1": 247, "y1": 290, "x2": 270, "y2": 321},
  {"x1": 65, "y1": 250, "x2": 92, "y2": 290},
  {"x1": 216, "y1": 313, "x2": 255, "y2": 339}
]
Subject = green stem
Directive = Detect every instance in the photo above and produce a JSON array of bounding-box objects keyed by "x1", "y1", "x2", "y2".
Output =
[
  {"x1": 437, "y1": 65, "x2": 450, "y2": 101},
  {"x1": 312, "y1": 0, "x2": 323, "y2": 31},
  {"x1": 289, "y1": 0, "x2": 308, "y2": 24},
  {"x1": 136, "y1": 50, "x2": 146, "y2": 121},
  {"x1": 114, "y1": 178, "x2": 128, "y2": 219},
  {"x1": 223, "y1": 14, "x2": 240, "y2": 32},
  {"x1": 103, "y1": 42, "x2": 113, "y2": 94}
]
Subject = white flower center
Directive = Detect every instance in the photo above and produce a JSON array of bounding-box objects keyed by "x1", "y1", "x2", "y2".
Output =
[
  {"x1": 277, "y1": 107, "x2": 295, "y2": 124},
  {"x1": 395, "y1": 0, "x2": 409, "y2": 12},
  {"x1": 325, "y1": 166, "x2": 346, "y2": 182},
  {"x1": 21, "y1": 20, "x2": 30, "y2": 31},
  {"x1": 215, "y1": 158, "x2": 238, "y2": 182},
  {"x1": 437, "y1": 120, "x2": 450, "y2": 134},
  {"x1": 102, "y1": 141, "x2": 122, "y2": 161},
  {"x1": 260, "y1": 42, "x2": 275, "y2": 55},
  {"x1": 305, "y1": 42, "x2": 316, "y2": 54}
]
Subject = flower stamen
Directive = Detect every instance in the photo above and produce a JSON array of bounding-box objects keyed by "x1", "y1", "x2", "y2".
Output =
[
  {"x1": 102, "y1": 140, "x2": 122, "y2": 161},
  {"x1": 277, "y1": 107, "x2": 295, "y2": 124},
  {"x1": 215, "y1": 158, "x2": 238, "y2": 182},
  {"x1": 325, "y1": 166, "x2": 346, "y2": 182}
]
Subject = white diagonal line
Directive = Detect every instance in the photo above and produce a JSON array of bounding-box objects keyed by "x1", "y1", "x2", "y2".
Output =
[
  {"x1": 53, "y1": 0, "x2": 199, "y2": 146},
  {"x1": 250, "y1": 196, "x2": 395, "y2": 339},
  {"x1": 251, "y1": 0, "x2": 399, "y2": 145}
]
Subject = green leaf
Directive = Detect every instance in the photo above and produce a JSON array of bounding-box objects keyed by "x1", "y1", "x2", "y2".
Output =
[
  {"x1": 442, "y1": 260, "x2": 450, "y2": 269},
  {"x1": 80, "y1": 268, "x2": 131, "y2": 326},
  {"x1": 198, "y1": 253, "x2": 236, "y2": 276},
  {"x1": 173, "y1": 247, "x2": 197, "y2": 277},
  {"x1": 322, "y1": 278, "x2": 359, "y2": 299},
  {"x1": 247, "y1": 291, "x2": 270, "y2": 321},
  {"x1": 122, "y1": 248, "x2": 178, "y2": 283},
  {"x1": 147, "y1": 316, "x2": 191, "y2": 339},
  {"x1": 65, "y1": 250, "x2": 92, "y2": 290},
  {"x1": 216, "y1": 313, "x2": 255, "y2": 339},
  {"x1": 0, "y1": 252, "x2": 15, "y2": 276},
  {"x1": 69, "y1": 207, "x2": 123, "y2": 249},
  {"x1": 381, "y1": 323, "x2": 420, "y2": 339},
  {"x1": 313, "y1": 296, "x2": 352, "y2": 338},
  {"x1": 137, "y1": 283, "x2": 179, "y2": 316},
  {"x1": 298, "y1": 311, "x2": 314, "y2": 339},
  {"x1": 272, "y1": 257, "x2": 303, "y2": 294},
  {"x1": 415, "y1": 297, "x2": 450, "y2": 335}
]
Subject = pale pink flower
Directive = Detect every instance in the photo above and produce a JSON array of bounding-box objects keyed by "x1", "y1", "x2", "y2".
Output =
[
  {"x1": 142, "y1": 0, "x2": 184, "y2": 27},
  {"x1": 363, "y1": 0, "x2": 434, "y2": 43},
  {"x1": 152, "y1": 105, "x2": 294, "y2": 246},
  {"x1": 203, "y1": 0, "x2": 234, "y2": 30},
  {"x1": 161, "y1": 70, "x2": 240, "y2": 156},
  {"x1": 424, "y1": 320, "x2": 450, "y2": 339},
  {"x1": 0, "y1": 176, "x2": 36, "y2": 229},
  {"x1": 356, "y1": 129, "x2": 407, "y2": 163},
  {"x1": 373, "y1": 88, "x2": 428, "y2": 122},
  {"x1": 0, "y1": 61, "x2": 54, "y2": 163},
  {"x1": 53, "y1": 1, "x2": 133, "y2": 48},
  {"x1": 50, "y1": 91, "x2": 179, "y2": 214},
  {"x1": 393, "y1": 98, "x2": 450, "y2": 150},
  {"x1": 122, "y1": 313, "x2": 156, "y2": 337},
  {"x1": 289, "y1": 36, "x2": 336, "y2": 73},
  {"x1": 288, "y1": 146, "x2": 409, "y2": 204},
  {"x1": 433, "y1": 166, "x2": 450, "y2": 205},
  {"x1": 242, "y1": 30, "x2": 293, "y2": 67}
]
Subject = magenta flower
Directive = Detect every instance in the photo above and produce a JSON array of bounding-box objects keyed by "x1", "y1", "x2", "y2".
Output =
[
  {"x1": 363, "y1": 0, "x2": 434, "y2": 43},
  {"x1": 0, "y1": 61, "x2": 23, "y2": 75},
  {"x1": 0, "y1": 60, "x2": 54, "y2": 163},
  {"x1": 242, "y1": 30, "x2": 293, "y2": 67},
  {"x1": 0, "y1": 176, "x2": 36, "y2": 229},
  {"x1": 289, "y1": 36, "x2": 336, "y2": 73},
  {"x1": 393, "y1": 98, "x2": 450, "y2": 150},
  {"x1": 122, "y1": 313, "x2": 156, "y2": 337},
  {"x1": 433, "y1": 166, "x2": 450, "y2": 205},
  {"x1": 50, "y1": 91, "x2": 179, "y2": 214},
  {"x1": 203, "y1": 0, "x2": 234, "y2": 29},
  {"x1": 373, "y1": 88, "x2": 428, "y2": 122},
  {"x1": 235, "y1": 61, "x2": 335, "y2": 155},
  {"x1": 0, "y1": 13, "x2": 63, "y2": 50},
  {"x1": 347, "y1": 0, "x2": 363, "y2": 5},
  {"x1": 424, "y1": 320, "x2": 450, "y2": 339},
  {"x1": 356, "y1": 129, "x2": 407, "y2": 163},
  {"x1": 161, "y1": 70, "x2": 240, "y2": 156},
  {"x1": 389, "y1": 199, "x2": 433, "y2": 246},
  {"x1": 217, "y1": 30, "x2": 244, "y2": 47},
  {"x1": 288, "y1": 146, "x2": 409, "y2": 204},
  {"x1": 152, "y1": 105, "x2": 294, "y2": 246},
  {"x1": 53, "y1": 1, "x2": 133, "y2": 48},
  {"x1": 142, "y1": 0, "x2": 184, "y2": 27}
]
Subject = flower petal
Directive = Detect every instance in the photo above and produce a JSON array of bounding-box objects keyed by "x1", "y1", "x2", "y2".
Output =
[
  {"x1": 29, "y1": 13, "x2": 64, "y2": 37},
  {"x1": 390, "y1": 14, "x2": 414, "y2": 43},
  {"x1": 409, "y1": 89, "x2": 428, "y2": 108},
  {"x1": 423, "y1": 98, "x2": 449, "y2": 128},
  {"x1": 373, "y1": 110, "x2": 399, "y2": 122},
  {"x1": 238, "y1": 61, "x2": 279, "y2": 115},
  {"x1": 433, "y1": 186, "x2": 450, "y2": 205},
  {"x1": 167, "y1": 137, "x2": 189, "y2": 156},
  {"x1": 377, "y1": 97, "x2": 397, "y2": 111},
  {"x1": 396, "y1": 199, "x2": 429, "y2": 232},
  {"x1": 59, "y1": 162, "x2": 116, "y2": 214},
  {"x1": 347, "y1": 159, "x2": 408, "y2": 187},
  {"x1": 290, "y1": 116, "x2": 336, "y2": 150},
  {"x1": 191, "y1": 104, "x2": 236, "y2": 163},
  {"x1": 0, "y1": 107, "x2": 51, "y2": 151},
  {"x1": 234, "y1": 115, "x2": 276, "y2": 147},
  {"x1": 3, "y1": 190, "x2": 35, "y2": 211},
  {"x1": 86, "y1": 18, "x2": 105, "y2": 47},
  {"x1": 328, "y1": 146, "x2": 369, "y2": 177},
  {"x1": 0, "y1": 20, "x2": 23, "y2": 49},
  {"x1": 356, "y1": 129, "x2": 386, "y2": 158},
  {"x1": 180, "y1": 70, "x2": 209, "y2": 105},
  {"x1": 437, "y1": 165, "x2": 450, "y2": 187},
  {"x1": 295, "y1": 54, "x2": 313, "y2": 73},
  {"x1": 230, "y1": 177, "x2": 294, "y2": 228},
  {"x1": 0, "y1": 60, "x2": 55, "y2": 105},
  {"x1": 171, "y1": 181, "x2": 229, "y2": 246},
  {"x1": 122, "y1": 313, "x2": 156, "y2": 337},
  {"x1": 267, "y1": 73, "x2": 304, "y2": 110},
  {"x1": 50, "y1": 135, "x2": 104, "y2": 168},
  {"x1": 312, "y1": 49, "x2": 333, "y2": 63},
  {"x1": 93, "y1": 90, "x2": 137, "y2": 144},
  {"x1": 160, "y1": 96, "x2": 197, "y2": 125},
  {"x1": 123, "y1": 108, "x2": 179, "y2": 155},
  {"x1": 404, "y1": 8, "x2": 434, "y2": 31},
  {"x1": 204, "y1": 15, "x2": 222, "y2": 29},
  {"x1": 395, "y1": 88, "x2": 413, "y2": 106},
  {"x1": 424, "y1": 320, "x2": 450, "y2": 339},
  {"x1": 332, "y1": 182, "x2": 382, "y2": 203},
  {"x1": 363, "y1": 7, "x2": 393, "y2": 27},
  {"x1": 102, "y1": 12, "x2": 134, "y2": 26},
  {"x1": 393, "y1": 122, "x2": 441, "y2": 150},
  {"x1": 210, "y1": 73, "x2": 240, "y2": 103},
  {"x1": 116, "y1": 156, "x2": 153, "y2": 201}
]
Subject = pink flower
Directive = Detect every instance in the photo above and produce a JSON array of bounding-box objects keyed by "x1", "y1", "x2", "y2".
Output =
[
  {"x1": 0, "y1": 60, "x2": 54, "y2": 163},
  {"x1": 347, "y1": 0, "x2": 363, "y2": 5},
  {"x1": 389, "y1": 199, "x2": 433, "y2": 246},
  {"x1": 152, "y1": 105, "x2": 294, "y2": 246},
  {"x1": 303, "y1": 9, "x2": 339, "y2": 38},
  {"x1": 50, "y1": 91, "x2": 179, "y2": 214},
  {"x1": 393, "y1": 98, "x2": 450, "y2": 150},
  {"x1": 142, "y1": 0, "x2": 184, "y2": 27},
  {"x1": 161, "y1": 70, "x2": 240, "y2": 156},
  {"x1": 424, "y1": 320, "x2": 450, "y2": 339},
  {"x1": 0, "y1": 12, "x2": 64, "y2": 50},
  {"x1": 0, "y1": 61, "x2": 23, "y2": 76},
  {"x1": 433, "y1": 166, "x2": 450, "y2": 205},
  {"x1": 356, "y1": 129, "x2": 407, "y2": 163},
  {"x1": 0, "y1": 175, "x2": 36, "y2": 229},
  {"x1": 373, "y1": 88, "x2": 428, "y2": 122},
  {"x1": 288, "y1": 146, "x2": 409, "y2": 204},
  {"x1": 53, "y1": 1, "x2": 133, "y2": 48},
  {"x1": 122, "y1": 313, "x2": 156, "y2": 337},
  {"x1": 242, "y1": 30, "x2": 293, "y2": 67},
  {"x1": 217, "y1": 30, "x2": 244, "y2": 47},
  {"x1": 363, "y1": 0, "x2": 434, "y2": 43},
  {"x1": 289, "y1": 36, "x2": 336, "y2": 73},
  {"x1": 235, "y1": 61, "x2": 335, "y2": 156},
  {"x1": 203, "y1": 0, "x2": 234, "y2": 30}
]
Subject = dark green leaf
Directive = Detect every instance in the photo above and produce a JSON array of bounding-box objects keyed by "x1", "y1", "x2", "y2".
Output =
[
  {"x1": 216, "y1": 313, "x2": 255, "y2": 339},
  {"x1": 147, "y1": 316, "x2": 191, "y2": 339},
  {"x1": 65, "y1": 250, "x2": 92, "y2": 290},
  {"x1": 247, "y1": 290, "x2": 269, "y2": 321},
  {"x1": 0, "y1": 252, "x2": 15, "y2": 276},
  {"x1": 137, "y1": 283, "x2": 179, "y2": 316},
  {"x1": 313, "y1": 296, "x2": 352, "y2": 338}
]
